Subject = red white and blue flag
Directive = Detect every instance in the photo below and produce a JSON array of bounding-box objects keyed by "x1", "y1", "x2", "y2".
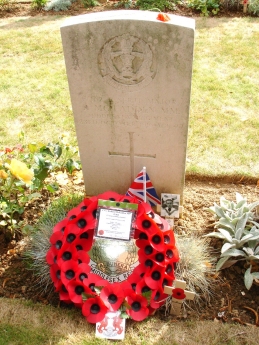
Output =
[{"x1": 126, "y1": 169, "x2": 161, "y2": 207}]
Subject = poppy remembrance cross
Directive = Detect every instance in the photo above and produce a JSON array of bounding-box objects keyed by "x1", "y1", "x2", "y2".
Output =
[
  {"x1": 164, "y1": 279, "x2": 195, "y2": 315},
  {"x1": 108, "y1": 132, "x2": 156, "y2": 182}
]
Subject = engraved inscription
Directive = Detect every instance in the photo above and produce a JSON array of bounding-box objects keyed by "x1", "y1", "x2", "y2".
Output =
[{"x1": 98, "y1": 34, "x2": 156, "y2": 90}]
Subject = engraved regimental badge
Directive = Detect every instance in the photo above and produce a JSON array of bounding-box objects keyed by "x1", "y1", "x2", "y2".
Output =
[{"x1": 98, "y1": 34, "x2": 156, "y2": 90}]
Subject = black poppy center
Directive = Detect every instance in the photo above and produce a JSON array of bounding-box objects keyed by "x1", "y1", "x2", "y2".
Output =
[
  {"x1": 151, "y1": 271, "x2": 161, "y2": 281},
  {"x1": 55, "y1": 240, "x2": 62, "y2": 250},
  {"x1": 148, "y1": 212, "x2": 155, "y2": 219},
  {"x1": 80, "y1": 232, "x2": 89, "y2": 239},
  {"x1": 155, "y1": 253, "x2": 164, "y2": 262},
  {"x1": 92, "y1": 209, "x2": 97, "y2": 218},
  {"x1": 145, "y1": 259, "x2": 153, "y2": 268},
  {"x1": 166, "y1": 264, "x2": 173, "y2": 273},
  {"x1": 65, "y1": 270, "x2": 75, "y2": 280},
  {"x1": 79, "y1": 273, "x2": 88, "y2": 281},
  {"x1": 77, "y1": 219, "x2": 87, "y2": 229},
  {"x1": 163, "y1": 278, "x2": 168, "y2": 287},
  {"x1": 62, "y1": 285, "x2": 68, "y2": 292},
  {"x1": 131, "y1": 283, "x2": 136, "y2": 291},
  {"x1": 108, "y1": 294, "x2": 118, "y2": 304},
  {"x1": 69, "y1": 215, "x2": 76, "y2": 220},
  {"x1": 90, "y1": 304, "x2": 100, "y2": 314},
  {"x1": 139, "y1": 232, "x2": 148, "y2": 240},
  {"x1": 81, "y1": 206, "x2": 87, "y2": 211},
  {"x1": 76, "y1": 245, "x2": 83, "y2": 251},
  {"x1": 89, "y1": 283, "x2": 95, "y2": 292},
  {"x1": 144, "y1": 245, "x2": 153, "y2": 255},
  {"x1": 109, "y1": 198, "x2": 116, "y2": 201},
  {"x1": 152, "y1": 235, "x2": 161, "y2": 244},
  {"x1": 62, "y1": 251, "x2": 72, "y2": 261},
  {"x1": 123, "y1": 199, "x2": 130, "y2": 203},
  {"x1": 67, "y1": 234, "x2": 76, "y2": 243},
  {"x1": 131, "y1": 301, "x2": 141, "y2": 312},
  {"x1": 166, "y1": 249, "x2": 173, "y2": 258},
  {"x1": 164, "y1": 235, "x2": 170, "y2": 244},
  {"x1": 75, "y1": 286, "x2": 84, "y2": 295},
  {"x1": 154, "y1": 291, "x2": 160, "y2": 301},
  {"x1": 142, "y1": 220, "x2": 151, "y2": 229},
  {"x1": 141, "y1": 286, "x2": 150, "y2": 293},
  {"x1": 56, "y1": 270, "x2": 61, "y2": 280},
  {"x1": 61, "y1": 227, "x2": 65, "y2": 233}
]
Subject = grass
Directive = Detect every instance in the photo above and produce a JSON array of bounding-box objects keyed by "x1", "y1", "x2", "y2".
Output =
[
  {"x1": 1, "y1": 16, "x2": 259, "y2": 177},
  {"x1": 1, "y1": 297, "x2": 259, "y2": 345}
]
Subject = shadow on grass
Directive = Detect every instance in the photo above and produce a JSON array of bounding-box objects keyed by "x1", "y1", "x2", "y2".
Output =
[{"x1": 0, "y1": 14, "x2": 67, "y2": 30}]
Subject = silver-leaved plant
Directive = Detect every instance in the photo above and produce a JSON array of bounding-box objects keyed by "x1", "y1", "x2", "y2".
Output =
[{"x1": 205, "y1": 193, "x2": 259, "y2": 290}]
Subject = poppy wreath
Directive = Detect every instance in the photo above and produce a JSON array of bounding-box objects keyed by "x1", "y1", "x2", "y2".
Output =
[{"x1": 46, "y1": 191, "x2": 179, "y2": 323}]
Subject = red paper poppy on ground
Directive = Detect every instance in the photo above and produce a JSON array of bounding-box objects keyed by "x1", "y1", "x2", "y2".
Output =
[
  {"x1": 150, "y1": 232, "x2": 165, "y2": 252},
  {"x1": 57, "y1": 243, "x2": 77, "y2": 267},
  {"x1": 59, "y1": 284, "x2": 72, "y2": 303},
  {"x1": 100, "y1": 282, "x2": 125, "y2": 311},
  {"x1": 76, "y1": 250, "x2": 90, "y2": 265},
  {"x1": 172, "y1": 288, "x2": 186, "y2": 300},
  {"x1": 49, "y1": 230, "x2": 63, "y2": 249},
  {"x1": 157, "y1": 13, "x2": 171, "y2": 22},
  {"x1": 135, "y1": 214, "x2": 158, "y2": 237},
  {"x1": 125, "y1": 291, "x2": 149, "y2": 321},
  {"x1": 82, "y1": 296, "x2": 108, "y2": 323},
  {"x1": 135, "y1": 278, "x2": 151, "y2": 295}
]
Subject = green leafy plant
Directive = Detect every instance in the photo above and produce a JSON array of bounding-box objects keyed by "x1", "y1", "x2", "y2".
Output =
[
  {"x1": 32, "y1": 0, "x2": 48, "y2": 8},
  {"x1": 44, "y1": 0, "x2": 72, "y2": 11},
  {"x1": 0, "y1": 133, "x2": 81, "y2": 240},
  {"x1": 205, "y1": 193, "x2": 259, "y2": 289},
  {"x1": 187, "y1": 0, "x2": 220, "y2": 16},
  {"x1": 81, "y1": 0, "x2": 100, "y2": 8},
  {"x1": 136, "y1": 0, "x2": 177, "y2": 11},
  {"x1": 248, "y1": 0, "x2": 259, "y2": 15}
]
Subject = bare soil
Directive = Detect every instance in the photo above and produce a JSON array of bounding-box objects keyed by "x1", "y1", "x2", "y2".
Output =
[{"x1": 0, "y1": 176, "x2": 259, "y2": 327}]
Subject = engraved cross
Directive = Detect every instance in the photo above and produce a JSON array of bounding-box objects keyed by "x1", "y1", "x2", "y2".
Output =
[{"x1": 108, "y1": 132, "x2": 156, "y2": 182}]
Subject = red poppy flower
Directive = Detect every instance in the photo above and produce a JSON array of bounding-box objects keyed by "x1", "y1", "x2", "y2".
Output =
[
  {"x1": 82, "y1": 296, "x2": 108, "y2": 323},
  {"x1": 135, "y1": 214, "x2": 158, "y2": 237},
  {"x1": 46, "y1": 246, "x2": 58, "y2": 265},
  {"x1": 125, "y1": 291, "x2": 149, "y2": 321},
  {"x1": 50, "y1": 263, "x2": 62, "y2": 291},
  {"x1": 150, "y1": 289, "x2": 168, "y2": 309},
  {"x1": 59, "y1": 284, "x2": 72, "y2": 303},
  {"x1": 163, "y1": 230, "x2": 176, "y2": 246},
  {"x1": 53, "y1": 218, "x2": 69, "y2": 234},
  {"x1": 75, "y1": 263, "x2": 91, "y2": 282},
  {"x1": 144, "y1": 266, "x2": 165, "y2": 290},
  {"x1": 172, "y1": 288, "x2": 186, "y2": 300},
  {"x1": 60, "y1": 260, "x2": 78, "y2": 286},
  {"x1": 164, "y1": 262, "x2": 176, "y2": 280},
  {"x1": 57, "y1": 243, "x2": 77, "y2": 266},
  {"x1": 100, "y1": 282, "x2": 124, "y2": 311},
  {"x1": 49, "y1": 231, "x2": 64, "y2": 250},
  {"x1": 82, "y1": 273, "x2": 107, "y2": 294},
  {"x1": 135, "y1": 278, "x2": 151, "y2": 295},
  {"x1": 157, "y1": 13, "x2": 171, "y2": 22},
  {"x1": 164, "y1": 245, "x2": 180, "y2": 264},
  {"x1": 149, "y1": 250, "x2": 166, "y2": 267},
  {"x1": 76, "y1": 250, "x2": 90, "y2": 265},
  {"x1": 67, "y1": 280, "x2": 87, "y2": 305},
  {"x1": 73, "y1": 229, "x2": 94, "y2": 253},
  {"x1": 150, "y1": 232, "x2": 165, "y2": 252}
]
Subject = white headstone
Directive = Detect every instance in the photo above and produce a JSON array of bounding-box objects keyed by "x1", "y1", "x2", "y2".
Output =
[{"x1": 61, "y1": 11, "x2": 195, "y2": 198}]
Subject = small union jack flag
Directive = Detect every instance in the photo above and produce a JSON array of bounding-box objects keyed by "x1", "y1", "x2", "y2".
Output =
[{"x1": 126, "y1": 169, "x2": 161, "y2": 207}]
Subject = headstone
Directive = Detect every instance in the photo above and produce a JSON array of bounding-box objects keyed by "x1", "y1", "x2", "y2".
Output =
[{"x1": 61, "y1": 11, "x2": 195, "y2": 199}]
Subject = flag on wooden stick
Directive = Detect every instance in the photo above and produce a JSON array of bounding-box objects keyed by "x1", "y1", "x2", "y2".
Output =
[{"x1": 126, "y1": 168, "x2": 161, "y2": 207}]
